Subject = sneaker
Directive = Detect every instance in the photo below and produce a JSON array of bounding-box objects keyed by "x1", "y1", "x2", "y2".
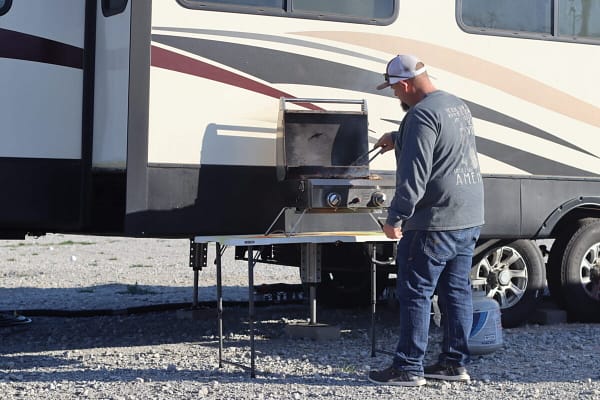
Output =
[
  {"x1": 424, "y1": 363, "x2": 470, "y2": 382},
  {"x1": 0, "y1": 313, "x2": 32, "y2": 327},
  {"x1": 368, "y1": 365, "x2": 426, "y2": 387}
]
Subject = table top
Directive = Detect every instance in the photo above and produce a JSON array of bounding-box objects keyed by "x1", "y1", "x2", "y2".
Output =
[{"x1": 194, "y1": 231, "x2": 396, "y2": 246}]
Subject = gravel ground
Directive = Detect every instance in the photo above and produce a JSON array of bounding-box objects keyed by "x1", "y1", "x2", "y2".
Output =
[{"x1": 1, "y1": 234, "x2": 600, "y2": 399}]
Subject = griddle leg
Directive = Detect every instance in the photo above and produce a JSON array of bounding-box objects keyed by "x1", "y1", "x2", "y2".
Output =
[
  {"x1": 193, "y1": 270, "x2": 199, "y2": 308},
  {"x1": 369, "y1": 243, "x2": 396, "y2": 357},
  {"x1": 216, "y1": 243, "x2": 223, "y2": 368},
  {"x1": 371, "y1": 243, "x2": 377, "y2": 357},
  {"x1": 248, "y1": 246, "x2": 256, "y2": 378}
]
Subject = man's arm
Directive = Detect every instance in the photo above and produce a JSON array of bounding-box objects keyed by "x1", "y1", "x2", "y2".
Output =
[{"x1": 385, "y1": 110, "x2": 437, "y2": 228}]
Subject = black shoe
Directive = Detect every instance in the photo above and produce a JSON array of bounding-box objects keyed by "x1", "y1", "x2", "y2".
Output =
[
  {"x1": 424, "y1": 363, "x2": 470, "y2": 382},
  {"x1": 0, "y1": 313, "x2": 32, "y2": 327},
  {"x1": 368, "y1": 365, "x2": 426, "y2": 387}
]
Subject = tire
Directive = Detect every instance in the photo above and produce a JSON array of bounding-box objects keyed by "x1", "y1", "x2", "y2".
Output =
[
  {"x1": 546, "y1": 218, "x2": 597, "y2": 309},
  {"x1": 555, "y1": 219, "x2": 600, "y2": 322},
  {"x1": 471, "y1": 240, "x2": 546, "y2": 328}
]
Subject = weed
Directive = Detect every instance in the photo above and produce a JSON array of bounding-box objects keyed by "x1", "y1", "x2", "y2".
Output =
[
  {"x1": 57, "y1": 240, "x2": 94, "y2": 246},
  {"x1": 129, "y1": 264, "x2": 153, "y2": 268},
  {"x1": 341, "y1": 365, "x2": 357, "y2": 373}
]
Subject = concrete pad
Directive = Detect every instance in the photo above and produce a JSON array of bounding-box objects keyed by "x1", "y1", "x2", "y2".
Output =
[{"x1": 284, "y1": 322, "x2": 340, "y2": 341}]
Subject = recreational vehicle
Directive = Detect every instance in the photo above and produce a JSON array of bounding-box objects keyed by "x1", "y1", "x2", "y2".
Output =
[{"x1": 1, "y1": 0, "x2": 599, "y2": 327}]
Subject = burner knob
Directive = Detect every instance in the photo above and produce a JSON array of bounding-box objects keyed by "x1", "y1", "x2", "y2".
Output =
[
  {"x1": 326, "y1": 192, "x2": 342, "y2": 208},
  {"x1": 371, "y1": 191, "x2": 387, "y2": 207}
]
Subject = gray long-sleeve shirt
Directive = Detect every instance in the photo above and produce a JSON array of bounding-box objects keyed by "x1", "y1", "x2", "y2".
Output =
[{"x1": 385, "y1": 90, "x2": 484, "y2": 231}]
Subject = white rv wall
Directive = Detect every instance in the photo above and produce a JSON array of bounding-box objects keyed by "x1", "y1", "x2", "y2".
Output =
[
  {"x1": 146, "y1": 0, "x2": 600, "y2": 175},
  {"x1": 0, "y1": 0, "x2": 85, "y2": 159}
]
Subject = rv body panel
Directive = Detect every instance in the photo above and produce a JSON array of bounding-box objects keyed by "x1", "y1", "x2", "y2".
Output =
[
  {"x1": 482, "y1": 175, "x2": 600, "y2": 238},
  {"x1": 129, "y1": 0, "x2": 600, "y2": 237},
  {"x1": 0, "y1": 0, "x2": 91, "y2": 234},
  {"x1": 520, "y1": 177, "x2": 600, "y2": 236},
  {"x1": 0, "y1": 1, "x2": 86, "y2": 160}
]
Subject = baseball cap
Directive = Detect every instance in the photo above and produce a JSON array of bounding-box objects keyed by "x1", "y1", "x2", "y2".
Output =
[{"x1": 376, "y1": 55, "x2": 427, "y2": 90}]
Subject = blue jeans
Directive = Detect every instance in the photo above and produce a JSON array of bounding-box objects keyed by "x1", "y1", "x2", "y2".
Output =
[{"x1": 392, "y1": 227, "x2": 481, "y2": 374}]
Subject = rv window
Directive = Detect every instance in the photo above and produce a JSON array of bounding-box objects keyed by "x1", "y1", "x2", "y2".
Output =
[
  {"x1": 178, "y1": 0, "x2": 397, "y2": 25},
  {"x1": 195, "y1": 0, "x2": 283, "y2": 7},
  {"x1": 558, "y1": 0, "x2": 600, "y2": 39},
  {"x1": 460, "y1": 0, "x2": 552, "y2": 34},
  {"x1": 102, "y1": 0, "x2": 128, "y2": 17},
  {"x1": 458, "y1": 0, "x2": 600, "y2": 44},
  {"x1": 290, "y1": 0, "x2": 394, "y2": 19},
  {"x1": 0, "y1": 0, "x2": 12, "y2": 16}
]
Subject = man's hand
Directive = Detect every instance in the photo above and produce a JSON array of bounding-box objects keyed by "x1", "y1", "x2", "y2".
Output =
[
  {"x1": 374, "y1": 132, "x2": 395, "y2": 154},
  {"x1": 383, "y1": 223, "x2": 402, "y2": 240}
]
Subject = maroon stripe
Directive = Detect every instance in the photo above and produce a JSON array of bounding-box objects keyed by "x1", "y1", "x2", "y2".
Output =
[
  {"x1": 151, "y1": 45, "x2": 322, "y2": 111},
  {"x1": 0, "y1": 28, "x2": 83, "y2": 69}
]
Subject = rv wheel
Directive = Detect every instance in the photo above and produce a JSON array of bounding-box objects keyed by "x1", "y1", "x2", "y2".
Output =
[
  {"x1": 555, "y1": 219, "x2": 600, "y2": 322},
  {"x1": 471, "y1": 240, "x2": 545, "y2": 328},
  {"x1": 546, "y1": 218, "x2": 597, "y2": 309}
]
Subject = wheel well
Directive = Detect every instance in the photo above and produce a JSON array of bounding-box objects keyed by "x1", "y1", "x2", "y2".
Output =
[{"x1": 549, "y1": 206, "x2": 600, "y2": 238}]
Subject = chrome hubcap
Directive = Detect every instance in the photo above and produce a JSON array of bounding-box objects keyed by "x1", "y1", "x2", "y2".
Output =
[
  {"x1": 580, "y1": 242, "x2": 600, "y2": 301},
  {"x1": 472, "y1": 246, "x2": 528, "y2": 309}
]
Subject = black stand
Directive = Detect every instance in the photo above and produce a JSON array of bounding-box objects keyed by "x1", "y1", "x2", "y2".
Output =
[{"x1": 370, "y1": 243, "x2": 396, "y2": 357}]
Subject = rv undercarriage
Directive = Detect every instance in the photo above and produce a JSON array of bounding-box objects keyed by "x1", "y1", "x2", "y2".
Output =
[{"x1": 234, "y1": 224, "x2": 600, "y2": 328}]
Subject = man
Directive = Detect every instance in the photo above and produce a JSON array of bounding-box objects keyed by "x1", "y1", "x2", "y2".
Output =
[{"x1": 368, "y1": 55, "x2": 484, "y2": 386}]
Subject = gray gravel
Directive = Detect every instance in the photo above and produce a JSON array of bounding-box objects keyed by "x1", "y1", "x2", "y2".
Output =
[{"x1": 1, "y1": 234, "x2": 600, "y2": 399}]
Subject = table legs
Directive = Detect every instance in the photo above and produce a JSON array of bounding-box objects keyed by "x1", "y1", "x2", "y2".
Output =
[
  {"x1": 370, "y1": 245, "x2": 396, "y2": 357},
  {"x1": 248, "y1": 246, "x2": 256, "y2": 378},
  {"x1": 370, "y1": 243, "x2": 377, "y2": 357},
  {"x1": 216, "y1": 243, "x2": 223, "y2": 368},
  {"x1": 215, "y1": 243, "x2": 257, "y2": 378}
]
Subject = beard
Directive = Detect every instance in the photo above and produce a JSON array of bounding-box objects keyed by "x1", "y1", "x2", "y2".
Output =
[{"x1": 401, "y1": 101, "x2": 410, "y2": 112}]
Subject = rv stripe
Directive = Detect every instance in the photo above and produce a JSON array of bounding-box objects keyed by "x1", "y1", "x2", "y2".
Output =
[
  {"x1": 152, "y1": 27, "x2": 386, "y2": 64},
  {"x1": 381, "y1": 117, "x2": 596, "y2": 176},
  {"x1": 152, "y1": 34, "x2": 378, "y2": 98},
  {"x1": 466, "y1": 102, "x2": 596, "y2": 159},
  {"x1": 150, "y1": 45, "x2": 322, "y2": 111},
  {"x1": 0, "y1": 28, "x2": 83, "y2": 69},
  {"x1": 295, "y1": 31, "x2": 600, "y2": 129},
  {"x1": 151, "y1": 34, "x2": 597, "y2": 174},
  {"x1": 151, "y1": 34, "x2": 595, "y2": 160},
  {"x1": 476, "y1": 137, "x2": 595, "y2": 177}
]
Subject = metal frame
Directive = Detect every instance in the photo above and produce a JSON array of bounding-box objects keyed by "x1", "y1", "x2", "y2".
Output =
[{"x1": 193, "y1": 232, "x2": 395, "y2": 377}]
